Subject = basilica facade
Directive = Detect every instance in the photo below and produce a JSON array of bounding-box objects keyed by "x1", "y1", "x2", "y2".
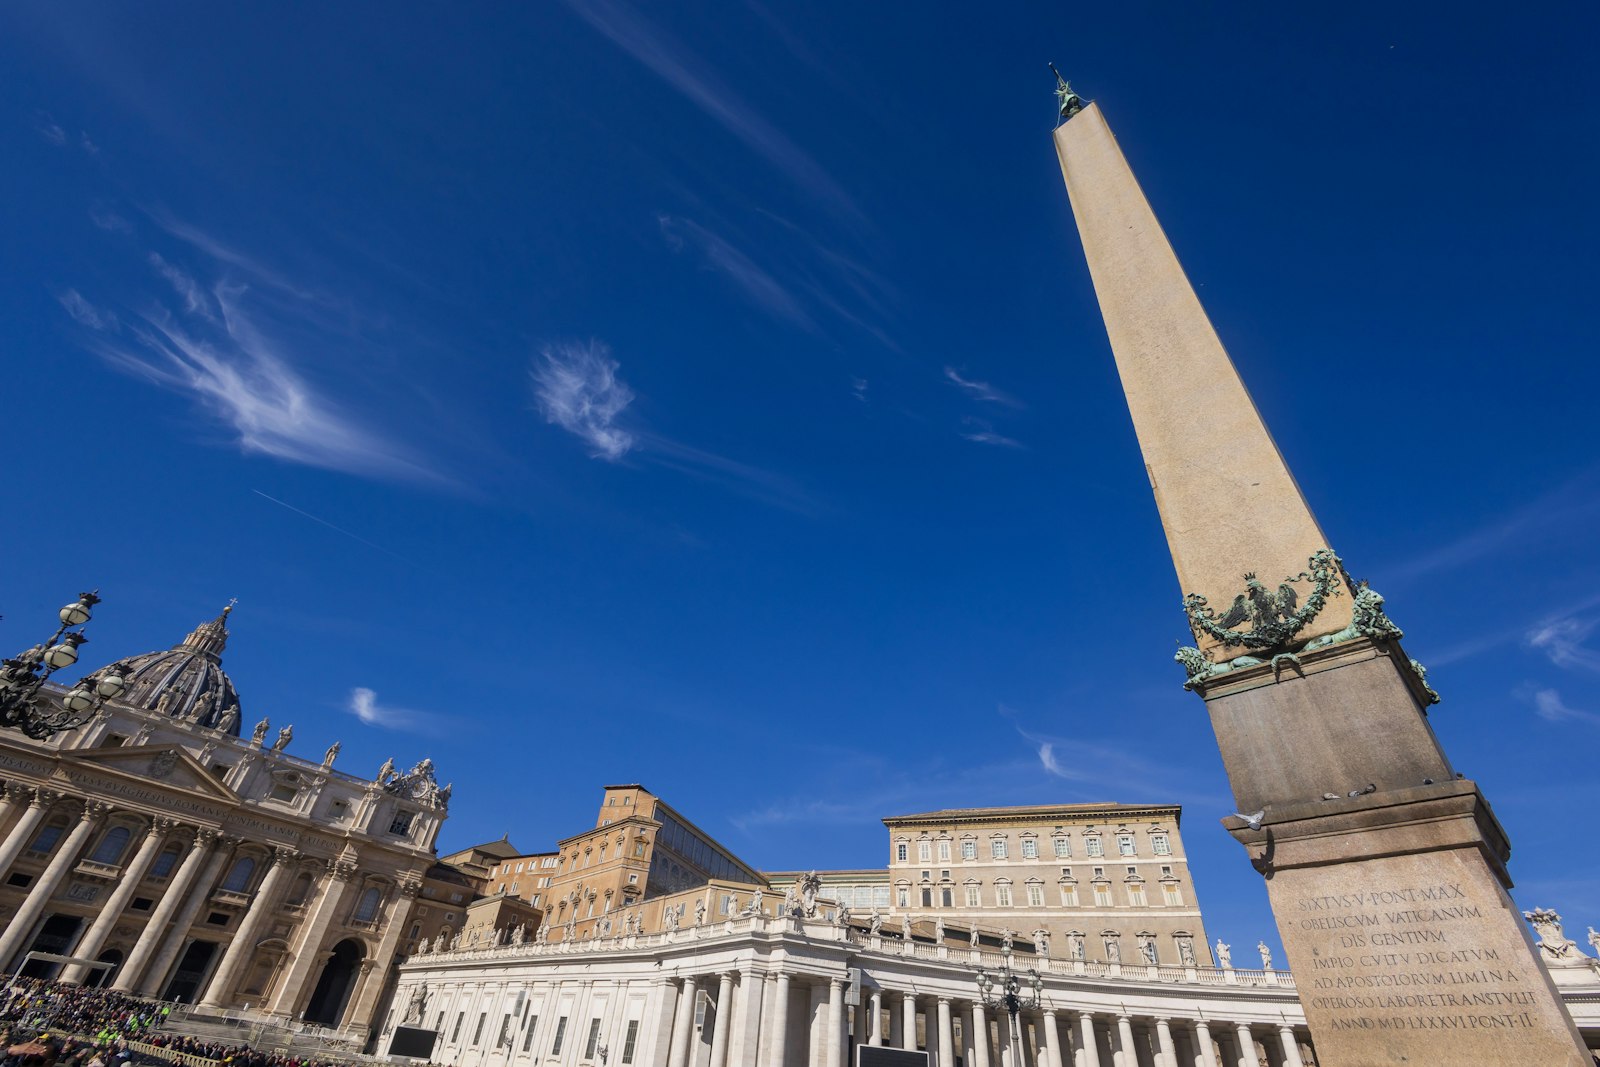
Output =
[{"x1": 0, "y1": 607, "x2": 450, "y2": 1036}]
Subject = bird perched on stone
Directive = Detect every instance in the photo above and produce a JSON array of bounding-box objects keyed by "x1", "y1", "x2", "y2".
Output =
[
  {"x1": 1232, "y1": 810, "x2": 1266, "y2": 831},
  {"x1": 1347, "y1": 783, "x2": 1377, "y2": 798},
  {"x1": 1321, "y1": 792, "x2": 1340, "y2": 801}
]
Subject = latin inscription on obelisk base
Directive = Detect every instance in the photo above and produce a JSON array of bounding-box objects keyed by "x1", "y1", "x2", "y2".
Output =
[{"x1": 1053, "y1": 100, "x2": 1588, "y2": 1064}]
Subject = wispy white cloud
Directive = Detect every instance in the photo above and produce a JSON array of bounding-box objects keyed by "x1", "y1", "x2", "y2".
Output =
[
  {"x1": 145, "y1": 210, "x2": 324, "y2": 302},
  {"x1": 1528, "y1": 615, "x2": 1600, "y2": 673},
  {"x1": 37, "y1": 116, "x2": 66, "y2": 146},
  {"x1": 57, "y1": 289, "x2": 118, "y2": 332},
  {"x1": 79, "y1": 132, "x2": 99, "y2": 154},
  {"x1": 640, "y1": 434, "x2": 818, "y2": 515},
  {"x1": 148, "y1": 252, "x2": 211, "y2": 317},
  {"x1": 1383, "y1": 467, "x2": 1600, "y2": 584},
  {"x1": 90, "y1": 206, "x2": 134, "y2": 233},
  {"x1": 960, "y1": 416, "x2": 1025, "y2": 449},
  {"x1": 347, "y1": 687, "x2": 435, "y2": 732},
  {"x1": 531, "y1": 341, "x2": 637, "y2": 461},
  {"x1": 659, "y1": 215, "x2": 812, "y2": 328},
  {"x1": 562, "y1": 0, "x2": 864, "y2": 227},
  {"x1": 90, "y1": 284, "x2": 438, "y2": 482},
  {"x1": 851, "y1": 377, "x2": 869, "y2": 403},
  {"x1": 1515, "y1": 684, "x2": 1600, "y2": 726},
  {"x1": 944, "y1": 366, "x2": 1023, "y2": 408},
  {"x1": 251, "y1": 490, "x2": 414, "y2": 564}
]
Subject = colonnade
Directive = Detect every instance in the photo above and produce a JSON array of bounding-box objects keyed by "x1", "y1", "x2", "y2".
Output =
[
  {"x1": 423, "y1": 962, "x2": 1312, "y2": 1067},
  {"x1": 0, "y1": 783, "x2": 407, "y2": 1033}
]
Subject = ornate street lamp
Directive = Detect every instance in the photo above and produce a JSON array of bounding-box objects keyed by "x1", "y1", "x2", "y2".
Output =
[
  {"x1": 0, "y1": 591, "x2": 127, "y2": 740},
  {"x1": 976, "y1": 942, "x2": 1045, "y2": 1051}
]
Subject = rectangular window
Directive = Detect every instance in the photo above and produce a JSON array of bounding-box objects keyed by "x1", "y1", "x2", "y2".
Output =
[
  {"x1": 961, "y1": 840, "x2": 977, "y2": 861},
  {"x1": 1060, "y1": 885, "x2": 1078, "y2": 907},
  {"x1": 1092, "y1": 866, "x2": 1104, "y2": 879},
  {"x1": 965, "y1": 885, "x2": 981, "y2": 908},
  {"x1": 551, "y1": 1017, "x2": 568, "y2": 1055},
  {"x1": 995, "y1": 884, "x2": 1013, "y2": 907},
  {"x1": 1152, "y1": 834, "x2": 1171, "y2": 856},
  {"x1": 896, "y1": 843, "x2": 908, "y2": 863},
  {"x1": 583, "y1": 1019, "x2": 602, "y2": 1058},
  {"x1": 1026, "y1": 884, "x2": 1044, "y2": 907},
  {"x1": 1021, "y1": 838, "x2": 1038, "y2": 859},
  {"x1": 1128, "y1": 885, "x2": 1146, "y2": 907},
  {"x1": 389, "y1": 811, "x2": 415, "y2": 836},
  {"x1": 522, "y1": 1016, "x2": 538, "y2": 1052},
  {"x1": 1093, "y1": 885, "x2": 1112, "y2": 907},
  {"x1": 473, "y1": 1013, "x2": 487, "y2": 1046},
  {"x1": 990, "y1": 840, "x2": 1008, "y2": 859},
  {"x1": 917, "y1": 841, "x2": 931, "y2": 863},
  {"x1": 937, "y1": 841, "x2": 951, "y2": 862},
  {"x1": 621, "y1": 1019, "x2": 639, "y2": 1063},
  {"x1": 1160, "y1": 865, "x2": 1173, "y2": 877},
  {"x1": 498, "y1": 1015, "x2": 513, "y2": 1047},
  {"x1": 1052, "y1": 838, "x2": 1070, "y2": 858},
  {"x1": 1163, "y1": 884, "x2": 1182, "y2": 906},
  {"x1": 920, "y1": 888, "x2": 932, "y2": 907},
  {"x1": 921, "y1": 870, "x2": 931, "y2": 881},
  {"x1": 1126, "y1": 865, "x2": 1137, "y2": 876},
  {"x1": 452, "y1": 1013, "x2": 465, "y2": 1042},
  {"x1": 941, "y1": 888, "x2": 953, "y2": 907},
  {"x1": 1117, "y1": 835, "x2": 1136, "y2": 856},
  {"x1": 1085, "y1": 837, "x2": 1103, "y2": 857},
  {"x1": 896, "y1": 887, "x2": 909, "y2": 907}
]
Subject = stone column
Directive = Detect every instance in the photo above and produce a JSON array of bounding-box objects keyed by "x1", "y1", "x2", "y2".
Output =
[
  {"x1": 1040, "y1": 1009, "x2": 1061, "y2": 1067},
  {"x1": 827, "y1": 978, "x2": 846, "y2": 1067},
  {"x1": 1154, "y1": 1019, "x2": 1177, "y2": 1067},
  {"x1": 1114, "y1": 1016, "x2": 1137, "y2": 1067},
  {"x1": 936, "y1": 998, "x2": 955, "y2": 1067},
  {"x1": 754, "y1": 974, "x2": 777, "y2": 1067},
  {"x1": 733, "y1": 969, "x2": 762, "y2": 1067},
  {"x1": 341, "y1": 873, "x2": 421, "y2": 1032},
  {"x1": 198, "y1": 844, "x2": 298, "y2": 1009},
  {"x1": 995, "y1": 1008, "x2": 1013, "y2": 1067},
  {"x1": 0, "y1": 784, "x2": 27, "y2": 837},
  {"x1": 114, "y1": 828, "x2": 215, "y2": 992},
  {"x1": 0, "y1": 787, "x2": 54, "y2": 878},
  {"x1": 267, "y1": 858, "x2": 356, "y2": 1016},
  {"x1": 808, "y1": 983, "x2": 828, "y2": 1063},
  {"x1": 0, "y1": 799, "x2": 105, "y2": 970},
  {"x1": 707, "y1": 972, "x2": 734, "y2": 1067},
  {"x1": 763, "y1": 972, "x2": 790, "y2": 1067},
  {"x1": 969, "y1": 1002, "x2": 992, "y2": 1067},
  {"x1": 1232, "y1": 1025, "x2": 1254, "y2": 1067},
  {"x1": 666, "y1": 975, "x2": 697, "y2": 1067},
  {"x1": 62, "y1": 816, "x2": 176, "y2": 983},
  {"x1": 1274, "y1": 1026, "x2": 1304, "y2": 1067},
  {"x1": 135, "y1": 836, "x2": 234, "y2": 997},
  {"x1": 647, "y1": 975, "x2": 679, "y2": 1067},
  {"x1": 1075, "y1": 1012, "x2": 1101, "y2": 1067},
  {"x1": 901, "y1": 992, "x2": 917, "y2": 1051},
  {"x1": 1191, "y1": 1020, "x2": 1218, "y2": 1067},
  {"x1": 868, "y1": 989, "x2": 883, "y2": 1046}
]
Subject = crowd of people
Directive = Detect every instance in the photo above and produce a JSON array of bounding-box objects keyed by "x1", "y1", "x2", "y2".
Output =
[{"x1": 0, "y1": 980, "x2": 356, "y2": 1067}]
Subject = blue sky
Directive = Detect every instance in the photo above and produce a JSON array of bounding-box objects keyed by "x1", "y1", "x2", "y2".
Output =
[{"x1": 3, "y1": 3, "x2": 1597, "y2": 956}]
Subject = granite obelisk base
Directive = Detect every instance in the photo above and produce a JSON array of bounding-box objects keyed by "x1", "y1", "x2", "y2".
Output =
[{"x1": 1206, "y1": 641, "x2": 1588, "y2": 1065}]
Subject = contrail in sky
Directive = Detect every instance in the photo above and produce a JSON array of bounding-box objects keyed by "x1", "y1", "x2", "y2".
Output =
[{"x1": 251, "y1": 490, "x2": 413, "y2": 564}]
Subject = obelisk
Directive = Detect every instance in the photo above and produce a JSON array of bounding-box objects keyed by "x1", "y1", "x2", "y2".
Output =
[{"x1": 1053, "y1": 93, "x2": 1587, "y2": 1064}]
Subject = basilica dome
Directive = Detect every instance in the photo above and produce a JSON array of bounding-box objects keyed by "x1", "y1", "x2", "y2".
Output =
[{"x1": 87, "y1": 606, "x2": 243, "y2": 735}]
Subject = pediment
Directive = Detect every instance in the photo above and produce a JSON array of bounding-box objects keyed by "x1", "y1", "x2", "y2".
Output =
[{"x1": 62, "y1": 745, "x2": 239, "y2": 802}]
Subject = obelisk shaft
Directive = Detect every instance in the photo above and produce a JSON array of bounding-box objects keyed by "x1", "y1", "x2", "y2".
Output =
[
  {"x1": 1053, "y1": 104, "x2": 1350, "y2": 646},
  {"x1": 1054, "y1": 100, "x2": 1589, "y2": 1065}
]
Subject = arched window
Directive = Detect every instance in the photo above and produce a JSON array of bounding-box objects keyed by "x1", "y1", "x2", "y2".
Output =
[
  {"x1": 28, "y1": 822, "x2": 66, "y2": 855},
  {"x1": 354, "y1": 886, "x2": 383, "y2": 922},
  {"x1": 222, "y1": 856, "x2": 256, "y2": 892},
  {"x1": 288, "y1": 872, "x2": 316, "y2": 906},
  {"x1": 151, "y1": 845, "x2": 183, "y2": 879},
  {"x1": 90, "y1": 826, "x2": 132, "y2": 865}
]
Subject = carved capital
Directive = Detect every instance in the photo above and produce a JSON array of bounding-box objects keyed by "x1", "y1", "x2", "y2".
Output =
[
  {"x1": 81, "y1": 800, "x2": 111, "y2": 822},
  {"x1": 3, "y1": 783, "x2": 31, "y2": 804},
  {"x1": 194, "y1": 828, "x2": 223, "y2": 849},
  {"x1": 150, "y1": 816, "x2": 181, "y2": 838},
  {"x1": 30, "y1": 787, "x2": 61, "y2": 810},
  {"x1": 270, "y1": 844, "x2": 301, "y2": 865},
  {"x1": 327, "y1": 859, "x2": 359, "y2": 882},
  {"x1": 397, "y1": 873, "x2": 424, "y2": 898}
]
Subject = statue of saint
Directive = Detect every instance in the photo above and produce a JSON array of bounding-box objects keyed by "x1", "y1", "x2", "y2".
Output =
[
  {"x1": 1257, "y1": 940, "x2": 1273, "y2": 970},
  {"x1": 251, "y1": 718, "x2": 270, "y2": 745},
  {"x1": 272, "y1": 725, "x2": 293, "y2": 752},
  {"x1": 323, "y1": 741, "x2": 341, "y2": 767},
  {"x1": 217, "y1": 704, "x2": 240, "y2": 732},
  {"x1": 1215, "y1": 940, "x2": 1232, "y2": 968}
]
